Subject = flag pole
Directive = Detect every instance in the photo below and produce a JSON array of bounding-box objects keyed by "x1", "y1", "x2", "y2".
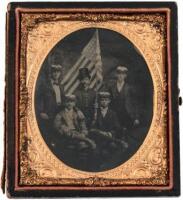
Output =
[{"x1": 93, "y1": 29, "x2": 100, "y2": 125}]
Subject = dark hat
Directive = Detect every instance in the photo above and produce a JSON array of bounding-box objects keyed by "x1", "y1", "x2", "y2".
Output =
[
  {"x1": 98, "y1": 92, "x2": 111, "y2": 99},
  {"x1": 78, "y1": 67, "x2": 90, "y2": 80},
  {"x1": 65, "y1": 94, "x2": 76, "y2": 102}
]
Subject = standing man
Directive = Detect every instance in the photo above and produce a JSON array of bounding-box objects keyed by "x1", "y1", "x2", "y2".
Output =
[
  {"x1": 75, "y1": 67, "x2": 96, "y2": 128},
  {"x1": 107, "y1": 66, "x2": 140, "y2": 131},
  {"x1": 35, "y1": 64, "x2": 65, "y2": 143}
]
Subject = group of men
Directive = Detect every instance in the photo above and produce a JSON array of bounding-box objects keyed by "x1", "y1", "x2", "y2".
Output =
[{"x1": 36, "y1": 64, "x2": 140, "y2": 171}]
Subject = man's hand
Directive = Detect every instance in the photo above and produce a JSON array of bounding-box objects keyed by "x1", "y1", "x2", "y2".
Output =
[
  {"x1": 99, "y1": 131, "x2": 112, "y2": 138},
  {"x1": 40, "y1": 112, "x2": 49, "y2": 120},
  {"x1": 106, "y1": 132, "x2": 113, "y2": 138},
  {"x1": 134, "y1": 119, "x2": 140, "y2": 126},
  {"x1": 121, "y1": 140, "x2": 128, "y2": 148},
  {"x1": 78, "y1": 133, "x2": 86, "y2": 138},
  {"x1": 82, "y1": 130, "x2": 88, "y2": 136},
  {"x1": 77, "y1": 110, "x2": 85, "y2": 120}
]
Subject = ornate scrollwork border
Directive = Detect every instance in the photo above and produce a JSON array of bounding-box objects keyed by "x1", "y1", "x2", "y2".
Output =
[{"x1": 15, "y1": 8, "x2": 171, "y2": 189}]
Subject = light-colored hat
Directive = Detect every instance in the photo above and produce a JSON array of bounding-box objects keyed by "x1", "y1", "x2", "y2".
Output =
[
  {"x1": 51, "y1": 64, "x2": 62, "y2": 70},
  {"x1": 98, "y1": 92, "x2": 110, "y2": 99},
  {"x1": 116, "y1": 66, "x2": 128, "y2": 73},
  {"x1": 65, "y1": 94, "x2": 76, "y2": 102}
]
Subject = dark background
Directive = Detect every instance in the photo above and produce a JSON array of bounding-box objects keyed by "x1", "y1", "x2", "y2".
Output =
[
  {"x1": 37, "y1": 28, "x2": 153, "y2": 121},
  {"x1": 37, "y1": 28, "x2": 153, "y2": 126},
  {"x1": 35, "y1": 28, "x2": 153, "y2": 171}
]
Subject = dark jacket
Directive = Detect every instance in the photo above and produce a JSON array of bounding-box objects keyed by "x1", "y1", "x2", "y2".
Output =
[
  {"x1": 106, "y1": 80, "x2": 139, "y2": 127},
  {"x1": 75, "y1": 87, "x2": 96, "y2": 127},
  {"x1": 92, "y1": 108, "x2": 121, "y2": 137},
  {"x1": 35, "y1": 79, "x2": 65, "y2": 120}
]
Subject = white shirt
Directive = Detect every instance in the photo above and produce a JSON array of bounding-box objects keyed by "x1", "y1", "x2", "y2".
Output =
[
  {"x1": 64, "y1": 108, "x2": 75, "y2": 129},
  {"x1": 100, "y1": 107, "x2": 108, "y2": 117},
  {"x1": 117, "y1": 81, "x2": 125, "y2": 93},
  {"x1": 51, "y1": 80, "x2": 61, "y2": 105}
]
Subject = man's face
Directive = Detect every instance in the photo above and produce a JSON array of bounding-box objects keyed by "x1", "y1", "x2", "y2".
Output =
[
  {"x1": 116, "y1": 71, "x2": 127, "y2": 82},
  {"x1": 80, "y1": 77, "x2": 90, "y2": 88},
  {"x1": 100, "y1": 98, "x2": 110, "y2": 108},
  {"x1": 65, "y1": 101, "x2": 75, "y2": 110},
  {"x1": 51, "y1": 69, "x2": 61, "y2": 80}
]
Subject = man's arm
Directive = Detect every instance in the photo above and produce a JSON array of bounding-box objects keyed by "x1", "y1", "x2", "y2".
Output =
[
  {"x1": 54, "y1": 113, "x2": 71, "y2": 136},
  {"x1": 125, "y1": 85, "x2": 140, "y2": 125},
  {"x1": 36, "y1": 82, "x2": 50, "y2": 119}
]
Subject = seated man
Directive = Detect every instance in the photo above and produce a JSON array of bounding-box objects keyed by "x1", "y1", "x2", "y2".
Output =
[
  {"x1": 54, "y1": 94, "x2": 96, "y2": 150},
  {"x1": 90, "y1": 92, "x2": 125, "y2": 141},
  {"x1": 54, "y1": 94, "x2": 96, "y2": 170},
  {"x1": 90, "y1": 92, "x2": 128, "y2": 170}
]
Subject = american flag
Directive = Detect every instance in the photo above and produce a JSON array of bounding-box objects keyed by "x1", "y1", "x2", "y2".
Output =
[{"x1": 61, "y1": 29, "x2": 103, "y2": 95}]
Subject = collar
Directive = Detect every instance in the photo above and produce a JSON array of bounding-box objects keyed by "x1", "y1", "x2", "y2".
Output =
[
  {"x1": 51, "y1": 79, "x2": 59, "y2": 85},
  {"x1": 65, "y1": 108, "x2": 74, "y2": 113},
  {"x1": 117, "y1": 80, "x2": 125, "y2": 86},
  {"x1": 100, "y1": 107, "x2": 108, "y2": 112}
]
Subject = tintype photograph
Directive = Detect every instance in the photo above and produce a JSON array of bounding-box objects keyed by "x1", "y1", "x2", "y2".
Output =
[
  {"x1": 35, "y1": 28, "x2": 153, "y2": 172},
  {"x1": 3, "y1": 1, "x2": 180, "y2": 198}
]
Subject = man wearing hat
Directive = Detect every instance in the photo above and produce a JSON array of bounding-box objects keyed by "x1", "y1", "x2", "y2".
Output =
[
  {"x1": 54, "y1": 94, "x2": 96, "y2": 170},
  {"x1": 91, "y1": 92, "x2": 120, "y2": 137},
  {"x1": 106, "y1": 65, "x2": 140, "y2": 131},
  {"x1": 35, "y1": 64, "x2": 65, "y2": 143},
  {"x1": 75, "y1": 67, "x2": 96, "y2": 128},
  {"x1": 54, "y1": 94, "x2": 88, "y2": 137}
]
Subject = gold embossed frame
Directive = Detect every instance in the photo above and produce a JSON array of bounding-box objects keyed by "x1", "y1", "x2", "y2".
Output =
[{"x1": 4, "y1": 2, "x2": 180, "y2": 198}]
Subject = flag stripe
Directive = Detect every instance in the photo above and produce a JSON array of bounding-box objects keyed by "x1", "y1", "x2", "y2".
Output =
[
  {"x1": 64, "y1": 58, "x2": 90, "y2": 91},
  {"x1": 61, "y1": 55, "x2": 85, "y2": 85},
  {"x1": 89, "y1": 68, "x2": 98, "y2": 88},
  {"x1": 67, "y1": 80, "x2": 80, "y2": 95},
  {"x1": 89, "y1": 76, "x2": 97, "y2": 89},
  {"x1": 82, "y1": 32, "x2": 97, "y2": 57},
  {"x1": 64, "y1": 29, "x2": 103, "y2": 94},
  {"x1": 96, "y1": 82, "x2": 103, "y2": 91},
  {"x1": 90, "y1": 66, "x2": 97, "y2": 79},
  {"x1": 66, "y1": 60, "x2": 95, "y2": 94}
]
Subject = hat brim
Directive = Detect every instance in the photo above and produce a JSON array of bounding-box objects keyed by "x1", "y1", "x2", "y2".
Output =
[{"x1": 78, "y1": 74, "x2": 91, "y2": 80}]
